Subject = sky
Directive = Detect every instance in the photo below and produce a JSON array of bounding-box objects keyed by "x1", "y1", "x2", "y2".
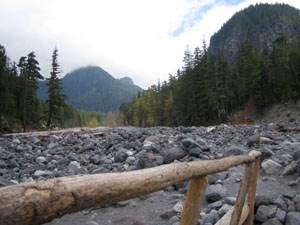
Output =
[{"x1": 0, "y1": 0, "x2": 300, "y2": 89}]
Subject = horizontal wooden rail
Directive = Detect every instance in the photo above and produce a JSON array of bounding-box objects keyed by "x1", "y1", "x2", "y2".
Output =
[{"x1": 0, "y1": 151, "x2": 261, "y2": 225}]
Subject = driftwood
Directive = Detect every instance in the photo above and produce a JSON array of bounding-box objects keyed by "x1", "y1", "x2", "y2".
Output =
[
  {"x1": 0, "y1": 151, "x2": 261, "y2": 225},
  {"x1": 180, "y1": 176, "x2": 208, "y2": 225}
]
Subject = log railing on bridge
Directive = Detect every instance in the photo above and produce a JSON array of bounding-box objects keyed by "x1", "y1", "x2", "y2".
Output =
[{"x1": 0, "y1": 150, "x2": 261, "y2": 225}]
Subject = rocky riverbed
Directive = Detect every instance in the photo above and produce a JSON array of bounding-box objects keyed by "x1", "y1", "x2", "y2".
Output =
[{"x1": 1, "y1": 123, "x2": 300, "y2": 225}]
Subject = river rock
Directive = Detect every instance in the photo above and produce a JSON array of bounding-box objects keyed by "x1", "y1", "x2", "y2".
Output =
[
  {"x1": 262, "y1": 159, "x2": 282, "y2": 174},
  {"x1": 285, "y1": 212, "x2": 300, "y2": 225},
  {"x1": 262, "y1": 218, "x2": 283, "y2": 225},
  {"x1": 205, "y1": 184, "x2": 226, "y2": 203},
  {"x1": 163, "y1": 146, "x2": 185, "y2": 163},
  {"x1": 255, "y1": 205, "x2": 271, "y2": 222}
]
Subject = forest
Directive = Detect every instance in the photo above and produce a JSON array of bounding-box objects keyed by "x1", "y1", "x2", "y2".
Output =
[
  {"x1": 0, "y1": 45, "x2": 105, "y2": 134},
  {"x1": 119, "y1": 33, "x2": 300, "y2": 127}
]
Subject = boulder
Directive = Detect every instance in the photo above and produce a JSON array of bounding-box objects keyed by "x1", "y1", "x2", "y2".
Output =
[
  {"x1": 262, "y1": 159, "x2": 282, "y2": 174},
  {"x1": 163, "y1": 146, "x2": 185, "y2": 163}
]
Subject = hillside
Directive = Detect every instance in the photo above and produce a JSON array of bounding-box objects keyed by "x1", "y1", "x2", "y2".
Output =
[
  {"x1": 37, "y1": 66, "x2": 143, "y2": 112},
  {"x1": 119, "y1": 3, "x2": 300, "y2": 127},
  {"x1": 209, "y1": 3, "x2": 300, "y2": 64}
]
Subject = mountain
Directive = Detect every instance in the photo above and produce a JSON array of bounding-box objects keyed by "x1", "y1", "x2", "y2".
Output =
[
  {"x1": 37, "y1": 66, "x2": 143, "y2": 112},
  {"x1": 209, "y1": 3, "x2": 300, "y2": 64}
]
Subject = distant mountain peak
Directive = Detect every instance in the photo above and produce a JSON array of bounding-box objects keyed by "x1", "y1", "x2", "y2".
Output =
[
  {"x1": 37, "y1": 66, "x2": 143, "y2": 112},
  {"x1": 119, "y1": 77, "x2": 134, "y2": 86},
  {"x1": 208, "y1": 3, "x2": 300, "y2": 64}
]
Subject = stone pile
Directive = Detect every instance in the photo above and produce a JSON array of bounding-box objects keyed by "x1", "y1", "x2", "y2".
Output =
[{"x1": 0, "y1": 122, "x2": 299, "y2": 225}]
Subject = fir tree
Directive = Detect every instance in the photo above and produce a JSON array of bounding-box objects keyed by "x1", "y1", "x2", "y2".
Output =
[{"x1": 46, "y1": 47, "x2": 67, "y2": 128}]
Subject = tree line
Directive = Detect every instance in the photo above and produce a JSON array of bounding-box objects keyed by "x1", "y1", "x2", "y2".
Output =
[
  {"x1": 120, "y1": 33, "x2": 300, "y2": 127},
  {"x1": 0, "y1": 45, "x2": 105, "y2": 134}
]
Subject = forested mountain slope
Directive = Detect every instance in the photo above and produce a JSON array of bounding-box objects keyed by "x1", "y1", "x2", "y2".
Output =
[
  {"x1": 38, "y1": 66, "x2": 143, "y2": 112},
  {"x1": 209, "y1": 3, "x2": 300, "y2": 64},
  {"x1": 119, "y1": 3, "x2": 300, "y2": 127}
]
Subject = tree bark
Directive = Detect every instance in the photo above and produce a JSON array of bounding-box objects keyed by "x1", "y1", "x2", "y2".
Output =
[{"x1": 0, "y1": 151, "x2": 261, "y2": 225}]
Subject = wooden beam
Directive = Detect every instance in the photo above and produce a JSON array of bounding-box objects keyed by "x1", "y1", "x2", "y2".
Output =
[
  {"x1": 0, "y1": 151, "x2": 261, "y2": 225},
  {"x1": 245, "y1": 157, "x2": 260, "y2": 225},
  {"x1": 229, "y1": 163, "x2": 252, "y2": 225},
  {"x1": 180, "y1": 176, "x2": 208, "y2": 225}
]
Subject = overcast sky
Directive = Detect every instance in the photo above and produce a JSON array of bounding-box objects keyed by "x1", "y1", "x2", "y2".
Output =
[{"x1": 1, "y1": 0, "x2": 300, "y2": 89}]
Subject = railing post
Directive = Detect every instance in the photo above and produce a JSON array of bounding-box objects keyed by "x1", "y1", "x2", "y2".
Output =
[
  {"x1": 180, "y1": 176, "x2": 209, "y2": 225},
  {"x1": 229, "y1": 162, "x2": 253, "y2": 225},
  {"x1": 245, "y1": 156, "x2": 260, "y2": 225}
]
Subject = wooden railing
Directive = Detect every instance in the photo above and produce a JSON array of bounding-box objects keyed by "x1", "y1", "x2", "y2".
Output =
[{"x1": 0, "y1": 151, "x2": 261, "y2": 225}]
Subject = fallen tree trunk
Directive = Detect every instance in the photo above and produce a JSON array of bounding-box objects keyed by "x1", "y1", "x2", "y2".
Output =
[{"x1": 0, "y1": 151, "x2": 261, "y2": 225}]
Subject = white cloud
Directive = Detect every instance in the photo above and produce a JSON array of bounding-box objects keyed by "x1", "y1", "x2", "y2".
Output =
[{"x1": 0, "y1": 0, "x2": 299, "y2": 89}]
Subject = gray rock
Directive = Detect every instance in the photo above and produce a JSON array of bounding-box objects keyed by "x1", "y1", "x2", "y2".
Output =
[
  {"x1": 33, "y1": 170, "x2": 46, "y2": 177},
  {"x1": 203, "y1": 209, "x2": 219, "y2": 224},
  {"x1": 47, "y1": 142, "x2": 57, "y2": 149},
  {"x1": 260, "y1": 137, "x2": 274, "y2": 145},
  {"x1": 286, "y1": 212, "x2": 300, "y2": 225},
  {"x1": 126, "y1": 156, "x2": 136, "y2": 165},
  {"x1": 262, "y1": 159, "x2": 282, "y2": 174},
  {"x1": 136, "y1": 156, "x2": 154, "y2": 169},
  {"x1": 275, "y1": 208, "x2": 286, "y2": 223},
  {"x1": 15, "y1": 145, "x2": 28, "y2": 152},
  {"x1": 168, "y1": 215, "x2": 180, "y2": 225},
  {"x1": 188, "y1": 147, "x2": 202, "y2": 157},
  {"x1": 296, "y1": 203, "x2": 300, "y2": 212},
  {"x1": 90, "y1": 155, "x2": 102, "y2": 164},
  {"x1": 224, "y1": 197, "x2": 236, "y2": 206},
  {"x1": 160, "y1": 210, "x2": 176, "y2": 219},
  {"x1": 293, "y1": 195, "x2": 300, "y2": 204},
  {"x1": 36, "y1": 156, "x2": 46, "y2": 164},
  {"x1": 255, "y1": 205, "x2": 271, "y2": 222},
  {"x1": 173, "y1": 201, "x2": 183, "y2": 213},
  {"x1": 261, "y1": 218, "x2": 283, "y2": 225},
  {"x1": 156, "y1": 155, "x2": 164, "y2": 165},
  {"x1": 247, "y1": 135, "x2": 260, "y2": 147},
  {"x1": 8, "y1": 159, "x2": 19, "y2": 168},
  {"x1": 0, "y1": 177, "x2": 15, "y2": 187},
  {"x1": 294, "y1": 150, "x2": 300, "y2": 161},
  {"x1": 205, "y1": 184, "x2": 226, "y2": 203},
  {"x1": 281, "y1": 161, "x2": 298, "y2": 176},
  {"x1": 68, "y1": 161, "x2": 81, "y2": 173},
  {"x1": 115, "y1": 150, "x2": 129, "y2": 163},
  {"x1": 274, "y1": 196, "x2": 287, "y2": 210},
  {"x1": 85, "y1": 222, "x2": 99, "y2": 225},
  {"x1": 260, "y1": 147, "x2": 274, "y2": 161},
  {"x1": 163, "y1": 146, "x2": 185, "y2": 163},
  {"x1": 181, "y1": 138, "x2": 201, "y2": 150},
  {"x1": 144, "y1": 136, "x2": 159, "y2": 144},
  {"x1": 224, "y1": 146, "x2": 245, "y2": 157},
  {"x1": 218, "y1": 204, "x2": 232, "y2": 217},
  {"x1": 255, "y1": 195, "x2": 273, "y2": 207},
  {"x1": 206, "y1": 200, "x2": 223, "y2": 210}
]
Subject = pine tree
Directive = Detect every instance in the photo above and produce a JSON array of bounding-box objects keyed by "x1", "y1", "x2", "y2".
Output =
[
  {"x1": 18, "y1": 52, "x2": 43, "y2": 132},
  {"x1": 46, "y1": 47, "x2": 67, "y2": 128}
]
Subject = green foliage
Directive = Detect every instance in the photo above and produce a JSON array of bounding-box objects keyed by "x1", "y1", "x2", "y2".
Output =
[
  {"x1": 46, "y1": 47, "x2": 67, "y2": 128},
  {"x1": 120, "y1": 34, "x2": 300, "y2": 127}
]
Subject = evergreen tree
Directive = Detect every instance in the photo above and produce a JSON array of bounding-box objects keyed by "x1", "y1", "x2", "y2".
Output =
[
  {"x1": 46, "y1": 47, "x2": 67, "y2": 128},
  {"x1": 18, "y1": 52, "x2": 43, "y2": 131}
]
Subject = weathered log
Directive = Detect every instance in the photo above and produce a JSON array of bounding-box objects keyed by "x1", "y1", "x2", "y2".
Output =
[
  {"x1": 230, "y1": 163, "x2": 252, "y2": 225},
  {"x1": 0, "y1": 151, "x2": 261, "y2": 225},
  {"x1": 245, "y1": 157, "x2": 260, "y2": 225},
  {"x1": 180, "y1": 176, "x2": 208, "y2": 225}
]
